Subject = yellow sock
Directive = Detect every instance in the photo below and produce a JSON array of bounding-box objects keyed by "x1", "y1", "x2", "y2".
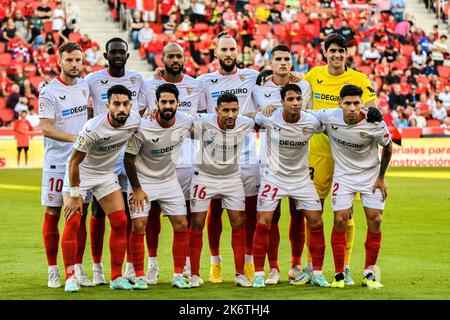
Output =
[{"x1": 344, "y1": 217, "x2": 355, "y2": 267}]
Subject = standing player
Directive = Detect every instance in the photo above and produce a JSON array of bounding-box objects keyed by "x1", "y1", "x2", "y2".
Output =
[
  {"x1": 189, "y1": 92, "x2": 254, "y2": 288},
  {"x1": 197, "y1": 33, "x2": 260, "y2": 283},
  {"x1": 253, "y1": 45, "x2": 312, "y2": 284},
  {"x1": 63, "y1": 85, "x2": 141, "y2": 292},
  {"x1": 13, "y1": 110, "x2": 33, "y2": 168},
  {"x1": 125, "y1": 83, "x2": 192, "y2": 289},
  {"x1": 313, "y1": 85, "x2": 392, "y2": 289},
  {"x1": 39, "y1": 42, "x2": 93, "y2": 288},
  {"x1": 85, "y1": 37, "x2": 145, "y2": 284},
  {"x1": 291, "y1": 33, "x2": 381, "y2": 285},
  {"x1": 249, "y1": 83, "x2": 328, "y2": 288},
  {"x1": 137, "y1": 43, "x2": 205, "y2": 283}
]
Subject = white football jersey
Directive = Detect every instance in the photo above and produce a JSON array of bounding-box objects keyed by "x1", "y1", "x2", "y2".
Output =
[
  {"x1": 253, "y1": 79, "x2": 312, "y2": 111},
  {"x1": 85, "y1": 69, "x2": 144, "y2": 117},
  {"x1": 255, "y1": 108, "x2": 322, "y2": 180},
  {"x1": 126, "y1": 112, "x2": 193, "y2": 181},
  {"x1": 198, "y1": 68, "x2": 259, "y2": 166},
  {"x1": 314, "y1": 108, "x2": 391, "y2": 177},
  {"x1": 74, "y1": 111, "x2": 141, "y2": 177},
  {"x1": 38, "y1": 77, "x2": 89, "y2": 172},
  {"x1": 193, "y1": 113, "x2": 255, "y2": 178},
  {"x1": 138, "y1": 74, "x2": 205, "y2": 168}
]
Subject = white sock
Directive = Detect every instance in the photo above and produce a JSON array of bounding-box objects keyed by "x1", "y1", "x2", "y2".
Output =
[
  {"x1": 245, "y1": 254, "x2": 253, "y2": 264},
  {"x1": 313, "y1": 270, "x2": 322, "y2": 276},
  {"x1": 48, "y1": 265, "x2": 58, "y2": 273},
  {"x1": 74, "y1": 264, "x2": 83, "y2": 277},
  {"x1": 307, "y1": 262, "x2": 313, "y2": 270},
  {"x1": 93, "y1": 263, "x2": 103, "y2": 272},
  {"x1": 185, "y1": 257, "x2": 191, "y2": 271},
  {"x1": 148, "y1": 257, "x2": 158, "y2": 269},
  {"x1": 255, "y1": 271, "x2": 264, "y2": 277},
  {"x1": 210, "y1": 255, "x2": 222, "y2": 264},
  {"x1": 125, "y1": 262, "x2": 135, "y2": 273},
  {"x1": 344, "y1": 264, "x2": 350, "y2": 271},
  {"x1": 364, "y1": 269, "x2": 374, "y2": 277}
]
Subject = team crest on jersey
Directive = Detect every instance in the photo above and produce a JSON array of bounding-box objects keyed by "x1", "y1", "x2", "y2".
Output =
[
  {"x1": 82, "y1": 90, "x2": 87, "y2": 98},
  {"x1": 191, "y1": 199, "x2": 196, "y2": 207},
  {"x1": 48, "y1": 192, "x2": 56, "y2": 201},
  {"x1": 77, "y1": 135, "x2": 85, "y2": 146},
  {"x1": 303, "y1": 128, "x2": 312, "y2": 135},
  {"x1": 360, "y1": 132, "x2": 368, "y2": 139},
  {"x1": 186, "y1": 87, "x2": 194, "y2": 95},
  {"x1": 239, "y1": 74, "x2": 246, "y2": 82},
  {"x1": 39, "y1": 102, "x2": 45, "y2": 113},
  {"x1": 258, "y1": 197, "x2": 265, "y2": 207},
  {"x1": 130, "y1": 77, "x2": 137, "y2": 85}
]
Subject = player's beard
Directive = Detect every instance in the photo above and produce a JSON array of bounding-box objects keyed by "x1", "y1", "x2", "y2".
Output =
[
  {"x1": 63, "y1": 68, "x2": 81, "y2": 79},
  {"x1": 219, "y1": 57, "x2": 237, "y2": 73},
  {"x1": 111, "y1": 112, "x2": 128, "y2": 125},
  {"x1": 165, "y1": 63, "x2": 183, "y2": 76},
  {"x1": 159, "y1": 108, "x2": 175, "y2": 121}
]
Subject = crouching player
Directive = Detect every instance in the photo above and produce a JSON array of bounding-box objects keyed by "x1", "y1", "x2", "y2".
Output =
[
  {"x1": 124, "y1": 83, "x2": 192, "y2": 289},
  {"x1": 250, "y1": 84, "x2": 328, "y2": 288},
  {"x1": 63, "y1": 85, "x2": 141, "y2": 292},
  {"x1": 314, "y1": 85, "x2": 392, "y2": 289}
]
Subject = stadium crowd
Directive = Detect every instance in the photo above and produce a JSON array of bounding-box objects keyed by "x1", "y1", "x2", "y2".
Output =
[{"x1": 0, "y1": 0, "x2": 449, "y2": 129}]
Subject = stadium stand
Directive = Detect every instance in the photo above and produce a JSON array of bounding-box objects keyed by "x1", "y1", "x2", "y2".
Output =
[{"x1": 0, "y1": 0, "x2": 449, "y2": 133}]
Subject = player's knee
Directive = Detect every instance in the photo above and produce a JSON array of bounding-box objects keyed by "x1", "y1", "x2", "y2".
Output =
[
  {"x1": 45, "y1": 207, "x2": 61, "y2": 216},
  {"x1": 334, "y1": 214, "x2": 349, "y2": 229},
  {"x1": 368, "y1": 214, "x2": 382, "y2": 229},
  {"x1": 230, "y1": 216, "x2": 245, "y2": 229},
  {"x1": 308, "y1": 216, "x2": 323, "y2": 229},
  {"x1": 109, "y1": 212, "x2": 128, "y2": 230},
  {"x1": 132, "y1": 219, "x2": 146, "y2": 234},
  {"x1": 190, "y1": 214, "x2": 205, "y2": 230},
  {"x1": 172, "y1": 218, "x2": 188, "y2": 231}
]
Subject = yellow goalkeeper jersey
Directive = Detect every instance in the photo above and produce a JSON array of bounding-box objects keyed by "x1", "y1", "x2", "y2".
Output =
[{"x1": 304, "y1": 65, "x2": 377, "y2": 158}]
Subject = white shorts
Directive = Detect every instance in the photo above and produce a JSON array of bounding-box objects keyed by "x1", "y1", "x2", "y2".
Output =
[
  {"x1": 114, "y1": 161, "x2": 128, "y2": 192},
  {"x1": 128, "y1": 178, "x2": 187, "y2": 219},
  {"x1": 190, "y1": 171, "x2": 245, "y2": 213},
  {"x1": 331, "y1": 174, "x2": 386, "y2": 211},
  {"x1": 41, "y1": 171, "x2": 65, "y2": 207},
  {"x1": 74, "y1": 173, "x2": 121, "y2": 202},
  {"x1": 257, "y1": 174, "x2": 322, "y2": 212},
  {"x1": 62, "y1": 170, "x2": 93, "y2": 203},
  {"x1": 176, "y1": 167, "x2": 193, "y2": 201},
  {"x1": 241, "y1": 165, "x2": 261, "y2": 197}
]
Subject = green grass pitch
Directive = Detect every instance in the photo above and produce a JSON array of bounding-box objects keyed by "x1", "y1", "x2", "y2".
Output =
[{"x1": 0, "y1": 167, "x2": 449, "y2": 300}]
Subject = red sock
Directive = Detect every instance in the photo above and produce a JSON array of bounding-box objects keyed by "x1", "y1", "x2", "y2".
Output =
[
  {"x1": 90, "y1": 215, "x2": 105, "y2": 264},
  {"x1": 365, "y1": 231, "x2": 382, "y2": 269},
  {"x1": 61, "y1": 214, "x2": 81, "y2": 279},
  {"x1": 207, "y1": 199, "x2": 223, "y2": 257},
  {"x1": 252, "y1": 223, "x2": 271, "y2": 272},
  {"x1": 75, "y1": 213, "x2": 87, "y2": 264},
  {"x1": 289, "y1": 198, "x2": 305, "y2": 267},
  {"x1": 331, "y1": 227, "x2": 346, "y2": 273},
  {"x1": 146, "y1": 206, "x2": 161, "y2": 257},
  {"x1": 108, "y1": 210, "x2": 128, "y2": 280},
  {"x1": 189, "y1": 229, "x2": 203, "y2": 276},
  {"x1": 267, "y1": 207, "x2": 280, "y2": 271},
  {"x1": 232, "y1": 227, "x2": 246, "y2": 275},
  {"x1": 309, "y1": 225, "x2": 326, "y2": 271},
  {"x1": 125, "y1": 209, "x2": 133, "y2": 264},
  {"x1": 130, "y1": 231, "x2": 145, "y2": 277},
  {"x1": 173, "y1": 230, "x2": 189, "y2": 274},
  {"x1": 43, "y1": 213, "x2": 60, "y2": 266},
  {"x1": 244, "y1": 196, "x2": 257, "y2": 255}
]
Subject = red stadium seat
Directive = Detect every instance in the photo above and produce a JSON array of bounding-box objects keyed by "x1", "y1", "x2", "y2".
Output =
[
  {"x1": 256, "y1": 24, "x2": 271, "y2": 35},
  {"x1": 69, "y1": 32, "x2": 81, "y2": 43},
  {"x1": 399, "y1": 127, "x2": 422, "y2": 138},
  {"x1": 194, "y1": 23, "x2": 209, "y2": 33},
  {"x1": 0, "y1": 53, "x2": 12, "y2": 67},
  {"x1": 29, "y1": 76, "x2": 43, "y2": 91},
  {"x1": 426, "y1": 119, "x2": 441, "y2": 127},
  {"x1": 291, "y1": 44, "x2": 305, "y2": 54},
  {"x1": 0, "y1": 42, "x2": 5, "y2": 53},
  {"x1": 43, "y1": 21, "x2": 53, "y2": 33},
  {"x1": 273, "y1": 24, "x2": 287, "y2": 38},
  {"x1": 401, "y1": 45, "x2": 415, "y2": 58},
  {"x1": 24, "y1": 64, "x2": 37, "y2": 77},
  {"x1": 0, "y1": 109, "x2": 14, "y2": 123},
  {"x1": 29, "y1": 98, "x2": 38, "y2": 113},
  {"x1": 297, "y1": 13, "x2": 309, "y2": 25},
  {"x1": 358, "y1": 65, "x2": 372, "y2": 75},
  {"x1": 437, "y1": 65, "x2": 450, "y2": 79},
  {"x1": 149, "y1": 23, "x2": 163, "y2": 34},
  {"x1": 0, "y1": 97, "x2": 6, "y2": 110}
]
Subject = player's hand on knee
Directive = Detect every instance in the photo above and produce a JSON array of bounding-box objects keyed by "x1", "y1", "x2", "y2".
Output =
[
  {"x1": 153, "y1": 67, "x2": 165, "y2": 80},
  {"x1": 372, "y1": 177, "x2": 387, "y2": 201},
  {"x1": 366, "y1": 106, "x2": 383, "y2": 123},
  {"x1": 64, "y1": 196, "x2": 83, "y2": 221},
  {"x1": 131, "y1": 188, "x2": 149, "y2": 212}
]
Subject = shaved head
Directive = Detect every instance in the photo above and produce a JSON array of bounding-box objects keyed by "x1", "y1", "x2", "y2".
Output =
[
  {"x1": 162, "y1": 43, "x2": 185, "y2": 76},
  {"x1": 163, "y1": 43, "x2": 184, "y2": 56}
]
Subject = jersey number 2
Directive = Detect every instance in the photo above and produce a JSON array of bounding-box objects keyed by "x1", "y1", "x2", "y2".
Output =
[{"x1": 260, "y1": 184, "x2": 279, "y2": 200}]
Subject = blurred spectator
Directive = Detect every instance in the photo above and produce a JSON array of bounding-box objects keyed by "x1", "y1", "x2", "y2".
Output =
[
  {"x1": 0, "y1": 69, "x2": 12, "y2": 97},
  {"x1": 52, "y1": 1, "x2": 66, "y2": 32},
  {"x1": 2, "y1": 18, "x2": 17, "y2": 44},
  {"x1": 178, "y1": 15, "x2": 193, "y2": 33},
  {"x1": 389, "y1": 84, "x2": 407, "y2": 110},
  {"x1": 85, "y1": 43, "x2": 103, "y2": 66},
  {"x1": 432, "y1": 98, "x2": 448, "y2": 122},
  {"x1": 415, "y1": 93, "x2": 431, "y2": 117},
  {"x1": 418, "y1": 32, "x2": 435, "y2": 53},
  {"x1": 143, "y1": 0, "x2": 157, "y2": 22},
  {"x1": 14, "y1": 96, "x2": 29, "y2": 115},
  {"x1": 260, "y1": 33, "x2": 276, "y2": 53},
  {"x1": 295, "y1": 55, "x2": 310, "y2": 73},
  {"x1": 362, "y1": 44, "x2": 381, "y2": 63},
  {"x1": 411, "y1": 44, "x2": 427, "y2": 67},
  {"x1": 409, "y1": 108, "x2": 427, "y2": 128},
  {"x1": 36, "y1": 0, "x2": 53, "y2": 21},
  {"x1": 438, "y1": 85, "x2": 450, "y2": 108},
  {"x1": 381, "y1": 105, "x2": 394, "y2": 127},
  {"x1": 381, "y1": 45, "x2": 398, "y2": 63},
  {"x1": 406, "y1": 85, "x2": 420, "y2": 106},
  {"x1": 395, "y1": 110, "x2": 410, "y2": 127},
  {"x1": 130, "y1": 11, "x2": 145, "y2": 49},
  {"x1": 78, "y1": 34, "x2": 92, "y2": 51},
  {"x1": 163, "y1": 13, "x2": 178, "y2": 34},
  {"x1": 138, "y1": 22, "x2": 155, "y2": 46},
  {"x1": 281, "y1": 5, "x2": 295, "y2": 23},
  {"x1": 429, "y1": 35, "x2": 449, "y2": 67},
  {"x1": 390, "y1": 0, "x2": 407, "y2": 22},
  {"x1": 268, "y1": 5, "x2": 282, "y2": 24},
  {"x1": 441, "y1": 117, "x2": 450, "y2": 128},
  {"x1": 386, "y1": 67, "x2": 401, "y2": 85},
  {"x1": 26, "y1": 106, "x2": 40, "y2": 128},
  {"x1": 13, "y1": 110, "x2": 33, "y2": 168},
  {"x1": 357, "y1": 17, "x2": 372, "y2": 55},
  {"x1": 160, "y1": 0, "x2": 177, "y2": 24}
]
